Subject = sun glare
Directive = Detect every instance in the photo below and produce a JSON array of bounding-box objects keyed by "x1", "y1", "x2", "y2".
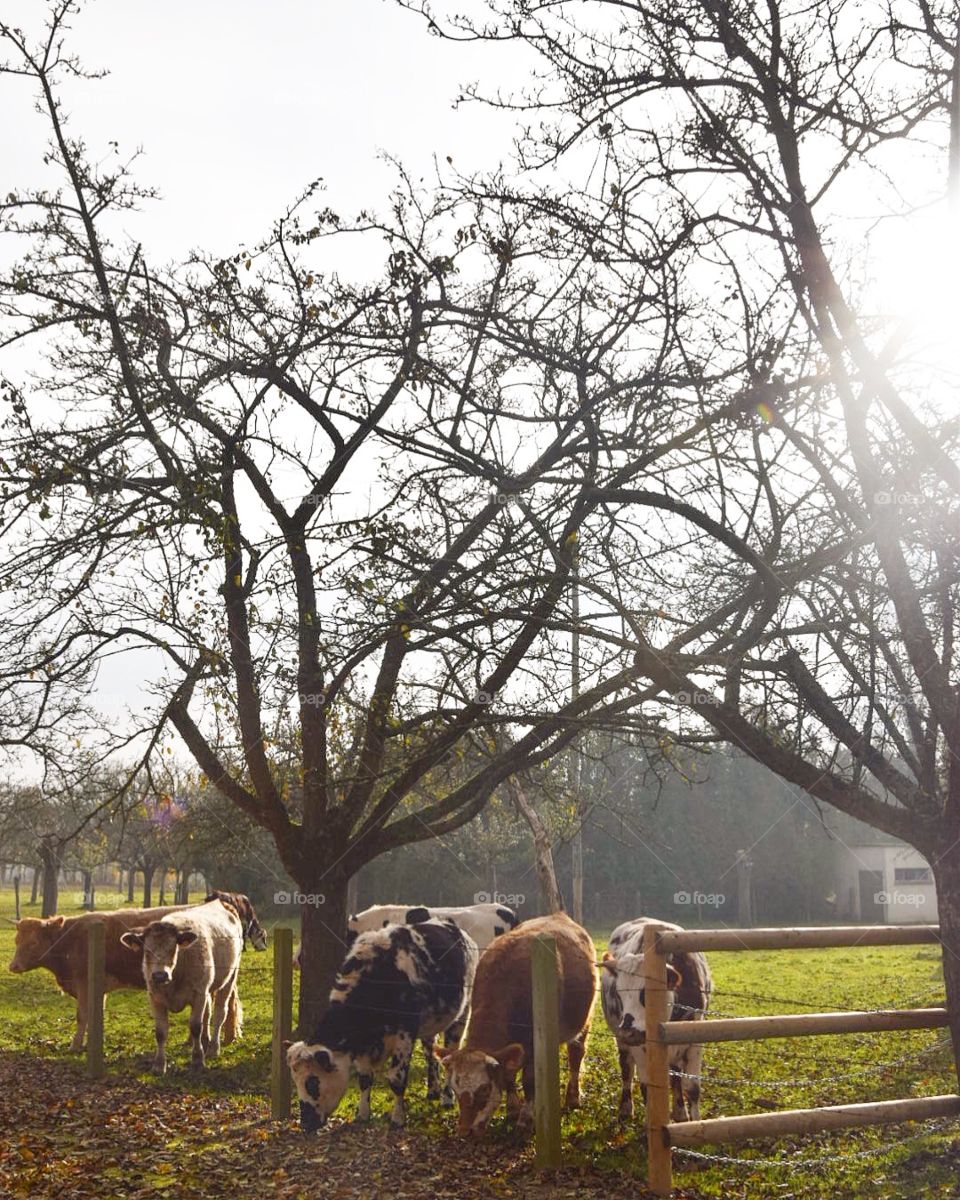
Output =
[{"x1": 869, "y1": 205, "x2": 960, "y2": 365}]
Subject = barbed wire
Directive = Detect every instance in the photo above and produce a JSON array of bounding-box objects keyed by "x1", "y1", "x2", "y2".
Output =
[{"x1": 673, "y1": 1117, "x2": 960, "y2": 1169}]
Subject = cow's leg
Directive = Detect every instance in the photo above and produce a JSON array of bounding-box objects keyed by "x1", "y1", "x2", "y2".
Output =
[
  {"x1": 385, "y1": 1032, "x2": 414, "y2": 1129},
  {"x1": 356, "y1": 1075, "x2": 374, "y2": 1121},
  {"x1": 150, "y1": 998, "x2": 169, "y2": 1074},
  {"x1": 518, "y1": 1057, "x2": 536, "y2": 1130},
  {"x1": 670, "y1": 1067, "x2": 686, "y2": 1122},
  {"x1": 71, "y1": 992, "x2": 88, "y2": 1053},
  {"x1": 564, "y1": 1030, "x2": 587, "y2": 1110},
  {"x1": 188, "y1": 994, "x2": 207, "y2": 1069},
  {"x1": 617, "y1": 1047, "x2": 634, "y2": 1122},
  {"x1": 423, "y1": 1034, "x2": 442, "y2": 1101},
  {"x1": 682, "y1": 1044, "x2": 704, "y2": 1121},
  {"x1": 207, "y1": 983, "x2": 231, "y2": 1059},
  {"x1": 635, "y1": 1044, "x2": 649, "y2": 1121},
  {"x1": 505, "y1": 1071, "x2": 522, "y2": 1120},
  {"x1": 222, "y1": 986, "x2": 242, "y2": 1044}
]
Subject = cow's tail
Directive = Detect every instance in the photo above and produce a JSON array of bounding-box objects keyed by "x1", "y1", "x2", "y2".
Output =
[{"x1": 223, "y1": 986, "x2": 243, "y2": 1043}]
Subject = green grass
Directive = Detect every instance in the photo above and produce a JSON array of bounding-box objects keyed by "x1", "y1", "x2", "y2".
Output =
[{"x1": 1, "y1": 889, "x2": 957, "y2": 1198}]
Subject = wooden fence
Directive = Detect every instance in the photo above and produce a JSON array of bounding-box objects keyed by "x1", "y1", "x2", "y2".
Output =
[
  {"x1": 79, "y1": 918, "x2": 955, "y2": 1187},
  {"x1": 641, "y1": 922, "x2": 960, "y2": 1195}
]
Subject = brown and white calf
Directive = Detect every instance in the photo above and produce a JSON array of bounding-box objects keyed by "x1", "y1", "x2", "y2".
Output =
[
  {"x1": 121, "y1": 899, "x2": 243, "y2": 1073},
  {"x1": 439, "y1": 911, "x2": 597, "y2": 1137},
  {"x1": 601, "y1": 917, "x2": 712, "y2": 1123}
]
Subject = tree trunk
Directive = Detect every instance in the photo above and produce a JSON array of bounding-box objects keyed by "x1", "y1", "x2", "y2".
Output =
[
  {"x1": 39, "y1": 840, "x2": 60, "y2": 918},
  {"x1": 158, "y1": 868, "x2": 167, "y2": 906},
  {"x1": 142, "y1": 864, "x2": 155, "y2": 908},
  {"x1": 508, "y1": 776, "x2": 563, "y2": 914},
  {"x1": 30, "y1": 867, "x2": 40, "y2": 905},
  {"x1": 126, "y1": 866, "x2": 136, "y2": 903},
  {"x1": 933, "y1": 840, "x2": 960, "y2": 1088},
  {"x1": 82, "y1": 869, "x2": 94, "y2": 910},
  {"x1": 346, "y1": 872, "x2": 359, "y2": 916},
  {"x1": 296, "y1": 876, "x2": 348, "y2": 1037}
]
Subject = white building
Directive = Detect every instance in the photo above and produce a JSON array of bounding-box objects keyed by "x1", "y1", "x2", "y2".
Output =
[{"x1": 834, "y1": 836, "x2": 938, "y2": 924}]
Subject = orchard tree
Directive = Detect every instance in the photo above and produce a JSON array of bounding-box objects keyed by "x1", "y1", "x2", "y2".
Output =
[
  {"x1": 411, "y1": 0, "x2": 960, "y2": 1075},
  {"x1": 0, "y1": 4, "x2": 781, "y2": 1027}
]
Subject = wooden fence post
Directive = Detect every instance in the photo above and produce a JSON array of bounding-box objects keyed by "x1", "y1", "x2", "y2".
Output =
[
  {"x1": 531, "y1": 933, "x2": 562, "y2": 1168},
  {"x1": 271, "y1": 926, "x2": 294, "y2": 1119},
  {"x1": 86, "y1": 919, "x2": 105, "y2": 1080},
  {"x1": 644, "y1": 922, "x2": 672, "y2": 1196}
]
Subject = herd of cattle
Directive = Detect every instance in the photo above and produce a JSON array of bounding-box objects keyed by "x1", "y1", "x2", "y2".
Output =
[{"x1": 7, "y1": 893, "x2": 713, "y2": 1137}]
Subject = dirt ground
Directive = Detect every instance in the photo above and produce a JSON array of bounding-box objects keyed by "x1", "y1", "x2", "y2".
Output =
[{"x1": 0, "y1": 1051, "x2": 684, "y2": 1200}]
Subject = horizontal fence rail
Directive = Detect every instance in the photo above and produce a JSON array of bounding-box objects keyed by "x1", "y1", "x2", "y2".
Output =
[
  {"x1": 661, "y1": 1007, "x2": 951, "y2": 1044},
  {"x1": 643, "y1": 922, "x2": 956, "y2": 1196},
  {"x1": 657, "y1": 925, "x2": 943, "y2": 954},
  {"x1": 665, "y1": 1094, "x2": 960, "y2": 1148}
]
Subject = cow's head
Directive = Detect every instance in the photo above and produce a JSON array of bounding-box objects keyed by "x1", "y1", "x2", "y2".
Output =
[
  {"x1": 120, "y1": 922, "x2": 197, "y2": 987},
  {"x1": 285, "y1": 1040, "x2": 351, "y2": 1132},
  {"x1": 8, "y1": 916, "x2": 64, "y2": 973},
  {"x1": 601, "y1": 951, "x2": 681, "y2": 1045},
  {"x1": 438, "y1": 1044, "x2": 525, "y2": 1136},
  {"x1": 247, "y1": 916, "x2": 269, "y2": 952}
]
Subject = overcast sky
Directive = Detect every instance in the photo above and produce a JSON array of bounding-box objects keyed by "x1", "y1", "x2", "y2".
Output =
[
  {"x1": 2, "y1": 0, "x2": 519, "y2": 260},
  {"x1": 1, "y1": 1, "x2": 527, "y2": 738}
]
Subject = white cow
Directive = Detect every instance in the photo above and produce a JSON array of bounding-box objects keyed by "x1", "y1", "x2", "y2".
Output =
[
  {"x1": 294, "y1": 901, "x2": 519, "y2": 968},
  {"x1": 121, "y1": 898, "x2": 243, "y2": 1073},
  {"x1": 600, "y1": 917, "x2": 712, "y2": 1122}
]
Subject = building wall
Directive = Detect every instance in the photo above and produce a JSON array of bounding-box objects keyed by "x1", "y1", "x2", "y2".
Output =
[{"x1": 835, "y1": 842, "x2": 937, "y2": 924}]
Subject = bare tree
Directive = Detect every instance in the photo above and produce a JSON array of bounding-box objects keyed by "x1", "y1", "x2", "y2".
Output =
[
  {"x1": 411, "y1": 0, "x2": 960, "y2": 1075},
  {"x1": 0, "y1": 5, "x2": 760, "y2": 1027}
]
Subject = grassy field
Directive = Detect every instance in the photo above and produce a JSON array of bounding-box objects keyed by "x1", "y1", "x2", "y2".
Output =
[{"x1": 1, "y1": 888, "x2": 958, "y2": 1199}]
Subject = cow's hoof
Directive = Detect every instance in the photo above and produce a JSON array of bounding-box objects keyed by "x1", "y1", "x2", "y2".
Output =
[
  {"x1": 151, "y1": 1064, "x2": 166, "y2": 1076},
  {"x1": 68, "y1": 1041, "x2": 84, "y2": 1054},
  {"x1": 189, "y1": 1059, "x2": 206, "y2": 1072},
  {"x1": 425, "y1": 1090, "x2": 441, "y2": 1103},
  {"x1": 389, "y1": 1120, "x2": 406, "y2": 1132}
]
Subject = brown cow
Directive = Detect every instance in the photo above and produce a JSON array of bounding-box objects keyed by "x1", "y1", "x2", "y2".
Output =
[
  {"x1": 439, "y1": 911, "x2": 596, "y2": 1136},
  {"x1": 8, "y1": 901, "x2": 249, "y2": 1051},
  {"x1": 9, "y1": 907, "x2": 184, "y2": 1051}
]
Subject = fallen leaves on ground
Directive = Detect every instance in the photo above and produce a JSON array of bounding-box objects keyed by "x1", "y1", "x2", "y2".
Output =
[{"x1": 0, "y1": 1051, "x2": 681, "y2": 1200}]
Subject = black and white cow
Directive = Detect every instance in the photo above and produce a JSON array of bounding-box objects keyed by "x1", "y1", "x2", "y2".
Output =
[
  {"x1": 293, "y1": 901, "x2": 517, "y2": 1100},
  {"x1": 600, "y1": 917, "x2": 712, "y2": 1123},
  {"x1": 287, "y1": 918, "x2": 479, "y2": 1131}
]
